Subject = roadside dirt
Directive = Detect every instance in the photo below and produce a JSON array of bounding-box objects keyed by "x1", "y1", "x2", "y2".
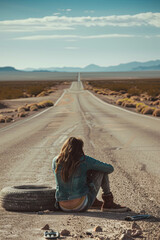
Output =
[
  {"x1": 0, "y1": 82, "x2": 70, "y2": 128},
  {"x1": 83, "y1": 82, "x2": 160, "y2": 118}
]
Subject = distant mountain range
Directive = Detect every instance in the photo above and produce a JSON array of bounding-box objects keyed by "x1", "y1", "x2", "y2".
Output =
[
  {"x1": 0, "y1": 66, "x2": 20, "y2": 72},
  {"x1": 1, "y1": 60, "x2": 160, "y2": 72}
]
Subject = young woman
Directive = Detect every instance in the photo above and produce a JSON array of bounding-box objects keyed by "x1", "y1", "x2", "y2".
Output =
[{"x1": 52, "y1": 137, "x2": 128, "y2": 212}]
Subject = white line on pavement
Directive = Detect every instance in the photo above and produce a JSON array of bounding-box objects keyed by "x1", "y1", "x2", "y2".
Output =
[{"x1": 87, "y1": 90, "x2": 160, "y2": 122}]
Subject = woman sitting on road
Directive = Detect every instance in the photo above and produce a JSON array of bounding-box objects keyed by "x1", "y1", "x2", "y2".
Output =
[{"x1": 52, "y1": 137, "x2": 128, "y2": 212}]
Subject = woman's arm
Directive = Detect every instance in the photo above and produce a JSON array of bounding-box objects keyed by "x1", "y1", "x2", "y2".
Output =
[{"x1": 85, "y1": 155, "x2": 114, "y2": 174}]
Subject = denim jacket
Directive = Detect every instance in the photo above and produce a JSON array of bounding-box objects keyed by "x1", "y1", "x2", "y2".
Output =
[{"x1": 52, "y1": 155, "x2": 114, "y2": 201}]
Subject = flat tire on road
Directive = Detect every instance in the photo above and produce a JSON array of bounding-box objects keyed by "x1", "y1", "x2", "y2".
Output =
[{"x1": 0, "y1": 185, "x2": 56, "y2": 212}]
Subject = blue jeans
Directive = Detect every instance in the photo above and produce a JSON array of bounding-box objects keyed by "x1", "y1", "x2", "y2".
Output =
[
  {"x1": 55, "y1": 170, "x2": 111, "y2": 212},
  {"x1": 82, "y1": 170, "x2": 111, "y2": 211}
]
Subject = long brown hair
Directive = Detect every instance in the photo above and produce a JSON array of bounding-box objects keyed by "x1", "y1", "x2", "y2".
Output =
[{"x1": 55, "y1": 137, "x2": 84, "y2": 182}]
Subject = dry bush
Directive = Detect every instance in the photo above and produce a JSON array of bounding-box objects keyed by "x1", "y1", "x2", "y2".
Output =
[
  {"x1": 117, "y1": 98, "x2": 136, "y2": 108},
  {"x1": 17, "y1": 112, "x2": 28, "y2": 117},
  {"x1": 147, "y1": 96, "x2": 158, "y2": 101},
  {"x1": 0, "y1": 80, "x2": 63, "y2": 100},
  {"x1": 119, "y1": 90, "x2": 126, "y2": 94},
  {"x1": 38, "y1": 100, "x2": 53, "y2": 108},
  {"x1": 151, "y1": 100, "x2": 160, "y2": 106},
  {"x1": 86, "y1": 79, "x2": 160, "y2": 98},
  {"x1": 26, "y1": 103, "x2": 38, "y2": 111},
  {"x1": 136, "y1": 103, "x2": 146, "y2": 112},
  {"x1": 131, "y1": 96, "x2": 140, "y2": 101},
  {"x1": 23, "y1": 92, "x2": 32, "y2": 98},
  {"x1": 37, "y1": 102, "x2": 46, "y2": 108},
  {"x1": 5, "y1": 116, "x2": 13, "y2": 122},
  {"x1": 122, "y1": 102, "x2": 137, "y2": 108},
  {"x1": 116, "y1": 98, "x2": 128, "y2": 105},
  {"x1": 0, "y1": 115, "x2": 13, "y2": 123},
  {"x1": 141, "y1": 107, "x2": 155, "y2": 115},
  {"x1": 0, "y1": 114, "x2": 5, "y2": 123},
  {"x1": 123, "y1": 93, "x2": 131, "y2": 98},
  {"x1": 108, "y1": 91, "x2": 119, "y2": 96},
  {"x1": 47, "y1": 89, "x2": 55, "y2": 94},
  {"x1": 93, "y1": 88, "x2": 100, "y2": 93},
  {"x1": 153, "y1": 109, "x2": 160, "y2": 117},
  {"x1": 36, "y1": 91, "x2": 49, "y2": 97},
  {"x1": 29, "y1": 104, "x2": 38, "y2": 111},
  {"x1": 17, "y1": 106, "x2": 26, "y2": 113}
]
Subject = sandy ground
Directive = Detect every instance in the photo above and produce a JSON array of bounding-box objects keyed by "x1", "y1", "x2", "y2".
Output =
[
  {"x1": 0, "y1": 82, "x2": 70, "y2": 128},
  {"x1": 0, "y1": 82, "x2": 160, "y2": 240}
]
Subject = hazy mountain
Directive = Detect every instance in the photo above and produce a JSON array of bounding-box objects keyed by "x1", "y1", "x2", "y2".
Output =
[
  {"x1": 0, "y1": 66, "x2": 19, "y2": 72},
  {"x1": 1, "y1": 60, "x2": 160, "y2": 72},
  {"x1": 133, "y1": 64, "x2": 160, "y2": 71},
  {"x1": 27, "y1": 60, "x2": 160, "y2": 72}
]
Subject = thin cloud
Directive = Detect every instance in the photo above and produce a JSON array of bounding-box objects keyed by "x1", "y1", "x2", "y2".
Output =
[
  {"x1": 84, "y1": 10, "x2": 95, "y2": 13},
  {"x1": 65, "y1": 46, "x2": 78, "y2": 50},
  {"x1": 14, "y1": 34, "x2": 135, "y2": 40},
  {"x1": 1, "y1": 12, "x2": 160, "y2": 32},
  {"x1": 53, "y1": 13, "x2": 61, "y2": 16},
  {"x1": 58, "y1": 8, "x2": 72, "y2": 12}
]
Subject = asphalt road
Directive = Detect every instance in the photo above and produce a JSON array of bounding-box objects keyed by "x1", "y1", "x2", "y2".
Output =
[{"x1": 0, "y1": 81, "x2": 160, "y2": 239}]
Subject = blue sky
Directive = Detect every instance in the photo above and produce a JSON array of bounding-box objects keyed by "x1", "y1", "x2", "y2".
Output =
[{"x1": 0, "y1": 0, "x2": 160, "y2": 69}]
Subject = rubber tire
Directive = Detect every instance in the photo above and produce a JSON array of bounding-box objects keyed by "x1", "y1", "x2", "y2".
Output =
[{"x1": 0, "y1": 185, "x2": 56, "y2": 212}]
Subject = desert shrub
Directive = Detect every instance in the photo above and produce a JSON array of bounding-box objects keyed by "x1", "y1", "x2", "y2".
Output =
[
  {"x1": 47, "y1": 89, "x2": 55, "y2": 94},
  {"x1": 17, "y1": 112, "x2": 28, "y2": 117},
  {"x1": 136, "y1": 103, "x2": 146, "y2": 112},
  {"x1": 119, "y1": 90, "x2": 126, "y2": 94},
  {"x1": 38, "y1": 100, "x2": 53, "y2": 108},
  {"x1": 0, "y1": 115, "x2": 13, "y2": 122},
  {"x1": 108, "y1": 91, "x2": 119, "y2": 95},
  {"x1": 0, "y1": 81, "x2": 63, "y2": 100},
  {"x1": 122, "y1": 102, "x2": 137, "y2": 108},
  {"x1": 116, "y1": 98, "x2": 129, "y2": 105},
  {"x1": 36, "y1": 91, "x2": 49, "y2": 97},
  {"x1": 29, "y1": 104, "x2": 38, "y2": 111},
  {"x1": 93, "y1": 88, "x2": 101, "y2": 93},
  {"x1": 141, "y1": 107, "x2": 155, "y2": 115},
  {"x1": 147, "y1": 96, "x2": 158, "y2": 101},
  {"x1": 130, "y1": 96, "x2": 140, "y2": 101},
  {"x1": 85, "y1": 79, "x2": 160, "y2": 97},
  {"x1": 151, "y1": 100, "x2": 160, "y2": 106},
  {"x1": 37, "y1": 102, "x2": 46, "y2": 108},
  {"x1": 5, "y1": 116, "x2": 13, "y2": 122},
  {"x1": 153, "y1": 109, "x2": 160, "y2": 117},
  {"x1": 0, "y1": 114, "x2": 5, "y2": 123},
  {"x1": 17, "y1": 106, "x2": 26, "y2": 113}
]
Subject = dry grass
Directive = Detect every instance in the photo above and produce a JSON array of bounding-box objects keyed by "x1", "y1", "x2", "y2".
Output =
[
  {"x1": 0, "y1": 114, "x2": 13, "y2": 122},
  {"x1": 37, "y1": 100, "x2": 54, "y2": 108},
  {"x1": 150, "y1": 100, "x2": 160, "y2": 106},
  {"x1": 0, "y1": 114, "x2": 5, "y2": 123},
  {"x1": 0, "y1": 81, "x2": 63, "y2": 100},
  {"x1": 153, "y1": 109, "x2": 160, "y2": 116},
  {"x1": 17, "y1": 112, "x2": 28, "y2": 118},
  {"x1": 29, "y1": 104, "x2": 38, "y2": 111},
  {"x1": 16, "y1": 100, "x2": 54, "y2": 118},
  {"x1": 116, "y1": 98, "x2": 129, "y2": 105},
  {"x1": 116, "y1": 98, "x2": 136, "y2": 108},
  {"x1": 122, "y1": 101, "x2": 137, "y2": 108},
  {"x1": 136, "y1": 103, "x2": 146, "y2": 112},
  {"x1": 85, "y1": 79, "x2": 160, "y2": 97},
  {"x1": 141, "y1": 106, "x2": 155, "y2": 115}
]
